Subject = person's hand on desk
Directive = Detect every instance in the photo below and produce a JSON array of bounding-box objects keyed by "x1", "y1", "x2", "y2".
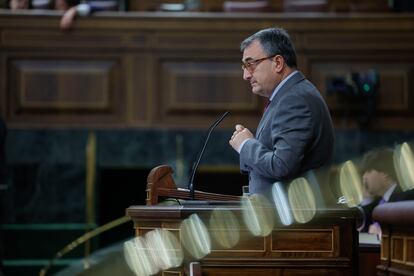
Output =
[
  {"x1": 60, "y1": 5, "x2": 78, "y2": 30},
  {"x1": 229, "y1": 124, "x2": 253, "y2": 153},
  {"x1": 368, "y1": 222, "x2": 382, "y2": 237},
  {"x1": 60, "y1": 4, "x2": 91, "y2": 30}
]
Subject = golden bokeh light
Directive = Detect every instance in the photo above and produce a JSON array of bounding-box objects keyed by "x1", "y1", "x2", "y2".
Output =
[
  {"x1": 394, "y1": 142, "x2": 414, "y2": 191},
  {"x1": 288, "y1": 177, "x2": 316, "y2": 223},
  {"x1": 180, "y1": 214, "x2": 211, "y2": 260},
  {"x1": 123, "y1": 236, "x2": 159, "y2": 276},
  {"x1": 241, "y1": 194, "x2": 275, "y2": 236},
  {"x1": 209, "y1": 208, "x2": 240, "y2": 249},
  {"x1": 339, "y1": 160, "x2": 363, "y2": 207},
  {"x1": 145, "y1": 229, "x2": 183, "y2": 271},
  {"x1": 272, "y1": 182, "x2": 293, "y2": 226}
]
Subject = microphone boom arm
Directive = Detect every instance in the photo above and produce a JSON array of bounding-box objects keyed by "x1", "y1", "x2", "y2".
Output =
[{"x1": 188, "y1": 111, "x2": 230, "y2": 200}]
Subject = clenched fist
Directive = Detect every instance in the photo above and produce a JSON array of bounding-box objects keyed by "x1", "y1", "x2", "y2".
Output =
[{"x1": 229, "y1": 124, "x2": 253, "y2": 152}]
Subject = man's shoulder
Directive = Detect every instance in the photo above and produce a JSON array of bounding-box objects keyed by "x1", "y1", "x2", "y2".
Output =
[
  {"x1": 392, "y1": 188, "x2": 414, "y2": 201},
  {"x1": 278, "y1": 82, "x2": 319, "y2": 106}
]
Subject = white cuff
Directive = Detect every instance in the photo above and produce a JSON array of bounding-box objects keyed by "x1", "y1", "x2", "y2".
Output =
[
  {"x1": 76, "y1": 3, "x2": 91, "y2": 16},
  {"x1": 237, "y1": 138, "x2": 250, "y2": 153}
]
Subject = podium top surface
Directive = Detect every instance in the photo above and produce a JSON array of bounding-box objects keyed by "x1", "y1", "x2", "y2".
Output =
[{"x1": 126, "y1": 202, "x2": 358, "y2": 222}]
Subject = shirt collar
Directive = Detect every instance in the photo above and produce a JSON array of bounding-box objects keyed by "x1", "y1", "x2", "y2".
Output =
[
  {"x1": 269, "y1": 70, "x2": 298, "y2": 102},
  {"x1": 383, "y1": 183, "x2": 397, "y2": 202}
]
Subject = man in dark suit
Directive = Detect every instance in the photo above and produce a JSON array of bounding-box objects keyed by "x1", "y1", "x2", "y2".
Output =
[
  {"x1": 359, "y1": 147, "x2": 414, "y2": 233},
  {"x1": 229, "y1": 28, "x2": 334, "y2": 195}
]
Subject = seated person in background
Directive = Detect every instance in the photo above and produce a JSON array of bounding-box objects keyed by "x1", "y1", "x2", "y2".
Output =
[
  {"x1": 359, "y1": 147, "x2": 414, "y2": 234},
  {"x1": 59, "y1": 0, "x2": 118, "y2": 30},
  {"x1": 8, "y1": 0, "x2": 30, "y2": 9}
]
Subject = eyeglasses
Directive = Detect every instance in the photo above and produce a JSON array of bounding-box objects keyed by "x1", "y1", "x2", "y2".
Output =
[{"x1": 241, "y1": 55, "x2": 276, "y2": 73}]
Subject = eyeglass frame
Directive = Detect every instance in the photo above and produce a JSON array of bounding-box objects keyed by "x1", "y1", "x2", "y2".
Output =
[{"x1": 241, "y1": 54, "x2": 277, "y2": 73}]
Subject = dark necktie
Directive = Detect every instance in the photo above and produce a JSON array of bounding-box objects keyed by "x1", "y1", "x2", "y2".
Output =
[
  {"x1": 263, "y1": 99, "x2": 271, "y2": 114},
  {"x1": 372, "y1": 197, "x2": 386, "y2": 227}
]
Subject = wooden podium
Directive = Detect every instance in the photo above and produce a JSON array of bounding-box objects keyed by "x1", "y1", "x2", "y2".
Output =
[
  {"x1": 126, "y1": 165, "x2": 359, "y2": 275},
  {"x1": 145, "y1": 165, "x2": 240, "y2": 205},
  {"x1": 373, "y1": 201, "x2": 414, "y2": 276}
]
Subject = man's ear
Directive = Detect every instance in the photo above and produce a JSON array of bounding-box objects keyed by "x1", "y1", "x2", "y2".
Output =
[{"x1": 273, "y1": 55, "x2": 285, "y2": 73}]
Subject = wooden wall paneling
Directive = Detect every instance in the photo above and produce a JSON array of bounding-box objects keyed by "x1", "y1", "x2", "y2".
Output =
[
  {"x1": 1, "y1": 29, "x2": 125, "y2": 49},
  {"x1": 311, "y1": 60, "x2": 413, "y2": 112},
  {"x1": 160, "y1": 60, "x2": 257, "y2": 111},
  {"x1": 153, "y1": 30, "x2": 262, "y2": 128},
  {"x1": 156, "y1": 54, "x2": 260, "y2": 128},
  {"x1": 127, "y1": 54, "x2": 153, "y2": 126},
  {"x1": 1, "y1": 12, "x2": 414, "y2": 129},
  {"x1": 1, "y1": 23, "x2": 130, "y2": 127},
  {"x1": 302, "y1": 32, "x2": 414, "y2": 51},
  {"x1": 295, "y1": 53, "x2": 308, "y2": 77},
  {"x1": 12, "y1": 60, "x2": 111, "y2": 110},
  {"x1": 7, "y1": 53, "x2": 126, "y2": 127},
  {"x1": 154, "y1": 31, "x2": 245, "y2": 50}
]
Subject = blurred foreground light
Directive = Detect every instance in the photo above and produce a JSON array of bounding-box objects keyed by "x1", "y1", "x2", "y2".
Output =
[
  {"x1": 288, "y1": 177, "x2": 316, "y2": 223},
  {"x1": 241, "y1": 194, "x2": 274, "y2": 236},
  {"x1": 339, "y1": 160, "x2": 362, "y2": 207},
  {"x1": 209, "y1": 208, "x2": 240, "y2": 249},
  {"x1": 145, "y1": 229, "x2": 183, "y2": 271},
  {"x1": 180, "y1": 214, "x2": 211, "y2": 259},
  {"x1": 394, "y1": 142, "x2": 414, "y2": 191},
  {"x1": 123, "y1": 236, "x2": 159, "y2": 276},
  {"x1": 272, "y1": 182, "x2": 293, "y2": 226}
]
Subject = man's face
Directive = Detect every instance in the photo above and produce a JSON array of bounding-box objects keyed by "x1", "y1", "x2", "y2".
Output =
[
  {"x1": 242, "y1": 40, "x2": 279, "y2": 98},
  {"x1": 362, "y1": 169, "x2": 387, "y2": 197}
]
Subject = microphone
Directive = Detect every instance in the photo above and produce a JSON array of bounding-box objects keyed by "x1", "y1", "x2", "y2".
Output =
[{"x1": 188, "y1": 111, "x2": 230, "y2": 200}]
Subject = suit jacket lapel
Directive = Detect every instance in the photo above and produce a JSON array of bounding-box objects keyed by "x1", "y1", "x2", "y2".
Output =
[
  {"x1": 255, "y1": 71, "x2": 306, "y2": 139},
  {"x1": 389, "y1": 185, "x2": 402, "y2": 202},
  {"x1": 256, "y1": 108, "x2": 270, "y2": 139}
]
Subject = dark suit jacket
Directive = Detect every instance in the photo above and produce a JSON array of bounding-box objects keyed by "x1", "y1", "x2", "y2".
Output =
[
  {"x1": 360, "y1": 185, "x2": 414, "y2": 232},
  {"x1": 360, "y1": 198, "x2": 381, "y2": 232},
  {"x1": 390, "y1": 187, "x2": 414, "y2": 201},
  {"x1": 239, "y1": 71, "x2": 334, "y2": 195}
]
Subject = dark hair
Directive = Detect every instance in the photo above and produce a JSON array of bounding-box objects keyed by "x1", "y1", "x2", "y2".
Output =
[
  {"x1": 359, "y1": 147, "x2": 397, "y2": 181},
  {"x1": 240, "y1": 27, "x2": 297, "y2": 68}
]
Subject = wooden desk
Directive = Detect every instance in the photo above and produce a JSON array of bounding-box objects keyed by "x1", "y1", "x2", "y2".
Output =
[
  {"x1": 359, "y1": 243, "x2": 380, "y2": 276},
  {"x1": 126, "y1": 204, "x2": 358, "y2": 275},
  {"x1": 373, "y1": 200, "x2": 414, "y2": 276}
]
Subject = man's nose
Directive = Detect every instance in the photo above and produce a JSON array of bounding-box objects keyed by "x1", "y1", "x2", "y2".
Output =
[{"x1": 243, "y1": 69, "x2": 252, "y2": 80}]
